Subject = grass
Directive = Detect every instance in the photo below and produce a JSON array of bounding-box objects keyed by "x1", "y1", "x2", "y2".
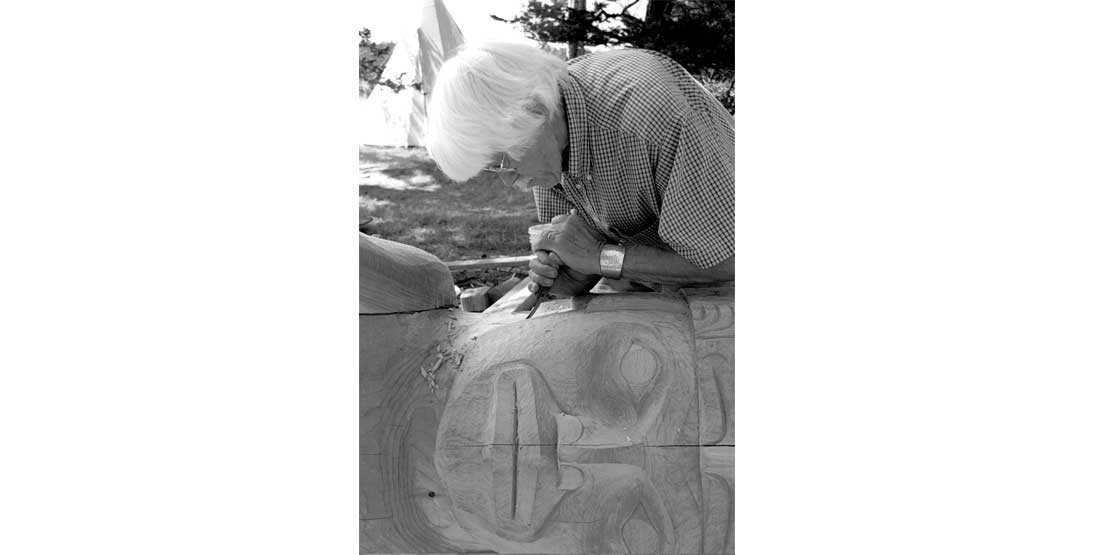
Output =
[{"x1": 360, "y1": 145, "x2": 538, "y2": 288}]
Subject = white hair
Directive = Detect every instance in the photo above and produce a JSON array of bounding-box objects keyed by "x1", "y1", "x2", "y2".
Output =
[{"x1": 426, "y1": 42, "x2": 568, "y2": 182}]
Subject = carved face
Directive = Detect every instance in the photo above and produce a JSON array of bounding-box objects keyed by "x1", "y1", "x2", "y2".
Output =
[{"x1": 431, "y1": 309, "x2": 702, "y2": 554}]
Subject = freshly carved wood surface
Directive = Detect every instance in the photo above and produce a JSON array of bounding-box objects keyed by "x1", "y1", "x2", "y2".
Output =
[
  {"x1": 487, "y1": 275, "x2": 523, "y2": 305},
  {"x1": 361, "y1": 290, "x2": 734, "y2": 554},
  {"x1": 361, "y1": 309, "x2": 464, "y2": 553},
  {"x1": 684, "y1": 287, "x2": 734, "y2": 554},
  {"x1": 360, "y1": 239, "x2": 733, "y2": 554},
  {"x1": 360, "y1": 233, "x2": 457, "y2": 314},
  {"x1": 482, "y1": 276, "x2": 536, "y2": 315}
]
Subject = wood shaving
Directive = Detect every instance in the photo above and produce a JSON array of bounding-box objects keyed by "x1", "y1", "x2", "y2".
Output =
[{"x1": 419, "y1": 353, "x2": 445, "y2": 392}]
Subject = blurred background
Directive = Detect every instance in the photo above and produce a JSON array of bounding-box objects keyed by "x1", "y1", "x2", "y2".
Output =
[{"x1": 358, "y1": 0, "x2": 734, "y2": 289}]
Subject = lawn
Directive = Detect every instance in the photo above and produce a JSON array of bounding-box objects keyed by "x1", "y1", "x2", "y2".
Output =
[{"x1": 359, "y1": 145, "x2": 538, "y2": 288}]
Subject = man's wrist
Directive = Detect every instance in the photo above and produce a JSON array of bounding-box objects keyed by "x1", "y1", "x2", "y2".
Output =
[{"x1": 598, "y1": 243, "x2": 626, "y2": 279}]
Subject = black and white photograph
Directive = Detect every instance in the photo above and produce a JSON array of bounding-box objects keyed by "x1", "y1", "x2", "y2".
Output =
[
  {"x1": 4, "y1": 1, "x2": 1100, "y2": 554},
  {"x1": 358, "y1": 1, "x2": 734, "y2": 552}
]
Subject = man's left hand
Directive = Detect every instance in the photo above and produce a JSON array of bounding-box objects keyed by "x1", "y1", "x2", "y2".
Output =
[{"x1": 530, "y1": 210, "x2": 604, "y2": 276}]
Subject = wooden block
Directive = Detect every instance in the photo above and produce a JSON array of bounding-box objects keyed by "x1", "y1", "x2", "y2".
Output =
[
  {"x1": 482, "y1": 276, "x2": 535, "y2": 314},
  {"x1": 486, "y1": 275, "x2": 522, "y2": 304},
  {"x1": 459, "y1": 286, "x2": 491, "y2": 312}
]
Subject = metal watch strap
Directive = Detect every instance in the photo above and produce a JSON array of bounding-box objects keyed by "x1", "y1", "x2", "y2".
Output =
[{"x1": 599, "y1": 243, "x2": 626, "y2": 279}]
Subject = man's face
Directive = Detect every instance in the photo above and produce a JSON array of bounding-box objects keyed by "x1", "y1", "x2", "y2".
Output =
[
  {"x1": 429, "y1": 307, "x2": 703, "y2": 554},
  {"x1": 512, "y1": 123, "x2": 564, "y2": 190},
  {"x1": 486, "y1": 121, "x2": 564, "y2": 191}
]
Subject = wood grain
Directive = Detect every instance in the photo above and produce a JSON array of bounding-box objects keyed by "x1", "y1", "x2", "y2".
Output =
[
  {"x1": 360, "y1": 233, "x2": 457, "y2": 314},
  {"x1": 361, "y1": 279, "x2": 735, "y2": 553},
  {"x1": 685, "y1": 288, "x2": 735, "y2": 554}
]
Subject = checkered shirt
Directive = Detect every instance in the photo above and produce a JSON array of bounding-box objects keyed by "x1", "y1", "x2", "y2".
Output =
[{"x1": 533, "y1": 49, "x2": 735, "y2": 269}]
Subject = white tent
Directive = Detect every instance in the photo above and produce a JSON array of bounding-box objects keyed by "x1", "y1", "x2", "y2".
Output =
[{"x1": 359, "y1": 0, "x2": 465, "y2": 147}]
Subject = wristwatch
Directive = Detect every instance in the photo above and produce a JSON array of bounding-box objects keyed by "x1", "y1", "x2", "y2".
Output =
[{"x1": 598, "y1": 243, "x2": 626, "y2": 279}]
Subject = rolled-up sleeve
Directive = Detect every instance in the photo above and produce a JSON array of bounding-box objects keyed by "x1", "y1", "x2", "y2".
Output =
[{"x1": 657, "y1": 110, "x2": 736, "y2": 269}]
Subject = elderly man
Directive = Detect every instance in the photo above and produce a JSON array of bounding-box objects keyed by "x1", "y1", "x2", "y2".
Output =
[{"x1": 426, "y1": 42, "x2": 734, "y2": 296}]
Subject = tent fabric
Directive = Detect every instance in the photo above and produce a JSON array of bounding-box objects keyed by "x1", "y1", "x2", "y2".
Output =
[{"x1": 359, "y1": 0, "x2": 464, "y2": 147}]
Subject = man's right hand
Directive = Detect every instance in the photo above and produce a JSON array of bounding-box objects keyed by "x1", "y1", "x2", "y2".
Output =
[{"x1": 528, "y1": 249, "x2": 598, "y2": 297}]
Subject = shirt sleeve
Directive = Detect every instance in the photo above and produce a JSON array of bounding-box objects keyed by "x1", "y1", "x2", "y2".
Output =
[
  {"x1": 533, "y1": 185, "x2": 577, "y2": 223},
  {"x1": 657, "y1": 109, "x2": 736, "y2": 269}
]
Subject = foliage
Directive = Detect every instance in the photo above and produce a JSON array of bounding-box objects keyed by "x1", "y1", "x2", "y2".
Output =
[
  {"x1": 359, "y1": 28, "x2": 395, "y2": 96},
  {"x1": 359, "y1": 27, "x2": 426, "y2": 97},
  {"x1": 491, "y1": 0, "x2": 734, "y2": 113},
  {"x1": 359, "y1": 146, "x2": 538, "y2": 287}
]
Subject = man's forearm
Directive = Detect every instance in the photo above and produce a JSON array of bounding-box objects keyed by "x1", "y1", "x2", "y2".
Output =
[
  {"x1": 618, "y1": 244, "x2": 734, "y2": 285},
  {"x1": 529, "y1": 211, "x2": 733, "y2": 286}
]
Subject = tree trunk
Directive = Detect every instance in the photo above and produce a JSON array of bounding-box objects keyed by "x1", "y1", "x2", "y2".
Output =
[
  {"x1": 644, "y1": 0, "x2": 672, "y2": 24},
  {"x1": 568, "y1": 0, "x2": 586, "y2": 59}
]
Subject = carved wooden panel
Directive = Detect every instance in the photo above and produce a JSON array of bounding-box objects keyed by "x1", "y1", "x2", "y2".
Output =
[
  {"x1": 684, "y1": 288, "x2": 735, "y2": 554},
  {"x1": 685, "y1": 288, "x2": 735, "y2": 447},
  {"x1": 360, "y1": 285, "x2": 734, "y2": 553}
]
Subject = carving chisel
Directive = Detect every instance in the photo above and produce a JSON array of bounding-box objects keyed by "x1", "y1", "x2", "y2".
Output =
[{"x1": 524, "y1": 286, "x2": 550, "y2": 319}]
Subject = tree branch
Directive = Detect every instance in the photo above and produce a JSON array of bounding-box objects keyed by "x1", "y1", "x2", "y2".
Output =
[{"x1": 619, "y1": 0, "x2": 642, "y2": 15}]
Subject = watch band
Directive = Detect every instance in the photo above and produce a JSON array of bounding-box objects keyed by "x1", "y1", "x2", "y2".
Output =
[{"x1": 599, "y1": 244, "x2": 626, "y2": 279}]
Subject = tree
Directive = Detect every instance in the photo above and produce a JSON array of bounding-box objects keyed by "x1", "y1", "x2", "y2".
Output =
[
  {"x1": 359, "y1": 28, "x2": 395, "y2": 97},
  {"x1": 491, "y1": 0, "x2": 734, "y2": 114},
  {"x1": 359, "y1": 27, "x2": 424, "y2": 97},
  {"x1": 567, "y1": 0, "x2": 587, "y2": 59}
]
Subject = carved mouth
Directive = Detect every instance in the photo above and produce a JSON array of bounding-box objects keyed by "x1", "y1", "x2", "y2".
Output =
[
  {"x1": 490, "y1": 369, "x2": 557, "y2": 532},
  {"x1": 499, "y1": 378, "x2": 520, "y2": 520}
]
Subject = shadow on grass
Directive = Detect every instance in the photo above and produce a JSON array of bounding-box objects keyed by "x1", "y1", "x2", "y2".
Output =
[
  {"x1": 360, "y1": 146, "x2": 538, "y2": 262},
  {"x1": 360, "y1": 146, "x2": 453, "y2": 191}
]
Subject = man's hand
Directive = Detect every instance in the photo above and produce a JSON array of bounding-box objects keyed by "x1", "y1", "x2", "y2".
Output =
[
  {"x1": 530, "y1": 210, "x2": 605, "y2": 276},
  {"x1": 528, "y1": 249, "x2": 599, "y2": 297}
]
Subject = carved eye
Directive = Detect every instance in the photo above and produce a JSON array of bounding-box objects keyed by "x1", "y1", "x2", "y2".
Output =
[{"x1": 619, "y1": 342, "x2": 659, "y2": 401}]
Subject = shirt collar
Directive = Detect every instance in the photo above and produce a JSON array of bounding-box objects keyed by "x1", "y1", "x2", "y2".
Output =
[{"x1": 560, "y1": 72, "x2": 590, "y2": 183}]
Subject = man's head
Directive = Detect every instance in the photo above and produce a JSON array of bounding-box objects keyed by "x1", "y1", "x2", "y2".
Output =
[{"x1": 426, "y1": 42, "x2": 569, "y2": 185}]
